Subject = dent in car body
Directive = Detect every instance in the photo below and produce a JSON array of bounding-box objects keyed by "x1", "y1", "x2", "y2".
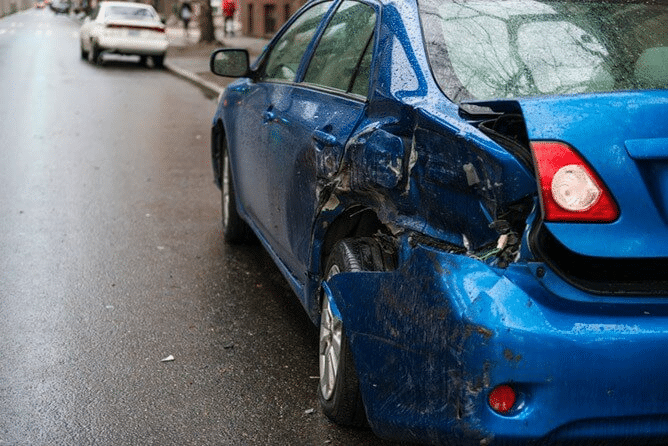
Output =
[
  {"x1": 312, "y1": 101, "x2": 536, "y2": 265},
  {"x1": 294, "y1": 0, "x2": 539, "y2": 336},
  {"x1": 302, "y1": 40, "x2": 668, "y2": 445},
  {"x1": 324, "y1": 239, "x2": 668, "y2": 444}
]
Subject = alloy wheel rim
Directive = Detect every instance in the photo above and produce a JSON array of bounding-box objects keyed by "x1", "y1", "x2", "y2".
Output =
[
  {"x1": 319, "y1": 266, "x2": 342, "y2": 400},
  {"x1": 222, "y1": 153, "x2": 230, "y2": 229}
]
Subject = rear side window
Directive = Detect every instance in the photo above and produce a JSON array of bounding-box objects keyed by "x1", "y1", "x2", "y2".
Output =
[
  {"x1": 105, "y1": 5, "x2": 157, "y2": 20},
  {"x1": 263, "y1": 1, "x2": 334, "y2": 82},
  {"x1": 439, "y1": 4, "x2": 612, "y2": 99},
  {"x1": 420, "y1": 0, "x2": 668, "y2": 102},
  {"x1": 304, "y1": 0, "x2": 376, "y2": 96}
]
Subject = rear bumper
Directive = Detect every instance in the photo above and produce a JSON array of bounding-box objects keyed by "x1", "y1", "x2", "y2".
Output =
[
  {"x1": 326, "y1": 241, "x2": 668, "y2": 445},
  {"x1": 97, "y1": 35, "x2": 168, "y2": 56}
]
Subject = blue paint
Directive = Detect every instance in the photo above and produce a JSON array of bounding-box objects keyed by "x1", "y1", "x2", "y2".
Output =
[
  {"x1": 210, "y1": 0, "x2": 668, "y2": 443},
  {"x1": 327, "y1": 240, "x2": 668, "y2": 444}
]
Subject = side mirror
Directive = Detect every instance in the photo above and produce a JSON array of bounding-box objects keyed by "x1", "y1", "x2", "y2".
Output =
[{"x1": 210, "y1": 48, "x2": 250, "y2": 78}]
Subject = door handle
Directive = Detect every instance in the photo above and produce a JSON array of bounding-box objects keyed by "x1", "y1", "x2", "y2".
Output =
[{"x1": 230, "y1": 85, "x2": 249, "y2": 94}]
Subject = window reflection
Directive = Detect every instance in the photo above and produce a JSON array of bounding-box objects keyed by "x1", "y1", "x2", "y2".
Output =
[
  {"x1": 263, "y1": 1, "x2": 333, "y2": 82},
  {"x1": 421, "y1": 0, "x2": 668, "y2": 101}
]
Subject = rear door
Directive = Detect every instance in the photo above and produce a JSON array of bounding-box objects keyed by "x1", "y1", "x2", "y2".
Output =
[
  {"x1": 260, "y1": 0, "x2": 377, "y2": 283},
  {"x1": 227, "y1": 1, "x2": 334, "y2": 246}
]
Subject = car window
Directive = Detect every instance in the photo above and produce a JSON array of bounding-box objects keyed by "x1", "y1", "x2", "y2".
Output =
[
  {"x1": 350, "y1": 36, "x2": 374, "y2": 96},
  {"x1": 303, "y1": 0, "x2": 376, "y2": 96},
  {"x1": 419, "y1": 0, "x2": 668, "y2": 102},
  {"x1": 105, "y1": 5, "x2": 158, "y2": 21},
  {"x1": 263, "y1": 1, "x2": 334, "y2": 82}
]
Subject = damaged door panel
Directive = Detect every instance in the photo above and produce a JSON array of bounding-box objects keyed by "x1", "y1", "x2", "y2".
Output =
[
  {"x1": 313, "y1": 126, "x2": 344, "y2": 180},
  {"x1": 320, "y1": 106, "x2": 536, "y2": 263},
  {"x1": 348, "y1": 126, "x2": 407, "y2": 190}
]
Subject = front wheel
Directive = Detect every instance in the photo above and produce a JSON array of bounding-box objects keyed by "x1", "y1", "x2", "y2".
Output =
[
  {"x1": 318, "y1": 238, "x2": 390, "y2": 426},
  {"x1": 220, "y1": 140, "x2": 252, "y2": 244}
]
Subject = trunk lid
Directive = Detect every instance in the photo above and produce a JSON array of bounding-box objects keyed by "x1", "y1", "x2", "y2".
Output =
[{"x1": 518, "y1": 90, "x2": 668, "y2": 259}]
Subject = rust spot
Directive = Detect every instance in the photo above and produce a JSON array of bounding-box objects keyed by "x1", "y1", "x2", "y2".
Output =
[
  {"x1": 462, "y1": 324, "x2": 494, "y2": 343},
  {"x1": 476, "y1": 326, "x2": 493, "y2": 340}
]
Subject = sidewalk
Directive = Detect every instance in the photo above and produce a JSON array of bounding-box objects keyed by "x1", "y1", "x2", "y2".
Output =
[{"x1": 164, "y1": 16, "x2": 270, "y2": 96}]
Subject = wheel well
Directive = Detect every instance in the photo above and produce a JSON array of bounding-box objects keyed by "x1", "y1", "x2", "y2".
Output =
[{"x1": 318, "y1": 206, "x2": 392, "y2": 274}]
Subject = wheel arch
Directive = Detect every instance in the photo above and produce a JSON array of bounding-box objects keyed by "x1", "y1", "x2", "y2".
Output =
[
  {"x1": 308, "y1": 203, "x2": 398, "y2": 322},
  {"x1": 315, "y1": 205, "x2": 389, "y2": 276}
]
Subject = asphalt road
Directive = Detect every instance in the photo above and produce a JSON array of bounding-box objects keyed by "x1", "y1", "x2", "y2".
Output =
[{"x1": 0, "y1": 9, "x2": 403, "y2": 445}]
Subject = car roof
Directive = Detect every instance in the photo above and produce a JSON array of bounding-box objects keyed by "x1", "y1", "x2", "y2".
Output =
[{"x1": 99, "y1": 1, "x2": 154, "y2": 8}]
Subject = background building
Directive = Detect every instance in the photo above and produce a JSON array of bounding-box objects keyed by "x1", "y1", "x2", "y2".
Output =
[
  {"x1": 1, "y1": 0, "x2": 31, "y2": 17},
  {"x1": 0, "y1": 0, "x2": 306, "y2": 39},
  {"x1": 238, "y1": 0, "x2": 305, "y2": 38},
  {"x1": 153, "y1": 0, "x2": 307, "y2": 38}
]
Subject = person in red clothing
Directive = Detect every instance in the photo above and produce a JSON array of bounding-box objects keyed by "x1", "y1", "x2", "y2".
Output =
[{"x1": 222, "y1": 0, "x2": 236, "y2": 36}]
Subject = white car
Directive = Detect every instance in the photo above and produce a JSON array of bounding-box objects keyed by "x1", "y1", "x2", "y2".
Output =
[{"x1": 80, "y1": 1, "x2": 168, "y2": 67}]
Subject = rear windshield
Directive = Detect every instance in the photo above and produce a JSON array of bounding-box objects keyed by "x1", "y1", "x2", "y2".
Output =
[
  {"x1": 105, "y1": 5, "x2": 158, "y2": 21},
  {"x1": 420, "y1": 0, "x2": 668, "y2": 102}
]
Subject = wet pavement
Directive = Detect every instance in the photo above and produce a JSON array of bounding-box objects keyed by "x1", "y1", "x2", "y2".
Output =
[{"x1": 0, "y1": 9, "x2": 405, "y2": 445}]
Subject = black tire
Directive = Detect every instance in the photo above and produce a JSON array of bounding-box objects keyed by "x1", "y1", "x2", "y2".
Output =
[
  {"x1": 89, "y1": 40, "x2": 101, "y2": 65},
  {"x1": 139, "y1": 55, "x2": 148, "y2": 66},
  {"x1": 80, "y1": 44, "x2": 88, "y2": 60},
  {"x1": 152, "y1": 54, "x2": 164, "y2": 68},
  {"x1": 220, "y1": 138, "x2": 252, "y2": 244},
  {"x1": 319, "y1": 238, "x2": 389, "y2": 427}
]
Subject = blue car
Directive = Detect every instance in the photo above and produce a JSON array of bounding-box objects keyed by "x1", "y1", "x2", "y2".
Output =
[{"x1": 209, "y1": 0, "x2": 668, "y2": 444}]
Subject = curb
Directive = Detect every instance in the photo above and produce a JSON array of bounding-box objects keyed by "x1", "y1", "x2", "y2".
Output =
[
  {"x1": 164, "y1": 60, "x2": 225, "y2": 98},
  {"x1": 70, "y1": 11, "x2": 229, "y2": 98}
]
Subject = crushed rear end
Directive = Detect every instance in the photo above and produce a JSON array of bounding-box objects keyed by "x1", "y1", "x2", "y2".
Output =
[{"x1": 326, "y1": 90, "x2": 668, "y2": 444}]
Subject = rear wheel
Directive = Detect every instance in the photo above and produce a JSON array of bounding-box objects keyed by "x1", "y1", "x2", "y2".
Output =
[
  {"x1": 152, "y1": 54, "x2": 164, "y2": 68},
  {"x1": 319, "y1": 238, "x2": 390, "y2": 426},
  {"x1": 89, "y1": 40, "x2": 101, "y2": 65},
  {"x1": 80, "y1": 43, "x2": 88, "y2": 60}
]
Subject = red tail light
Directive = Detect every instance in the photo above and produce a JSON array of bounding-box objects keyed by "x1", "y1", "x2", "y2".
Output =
[
  {"x1": 531, "y1": 141, "x2": 619, "y2": 223},
  {"x1": 106, "y1": 24, "x2": 165, "y2": 33}
]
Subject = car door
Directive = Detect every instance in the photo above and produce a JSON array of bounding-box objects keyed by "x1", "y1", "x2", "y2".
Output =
[
  {"x1": 226, "y1": 0, "x2": 334, "y2": 259},
  {"x1": 260, "y1": 0, "x2": 377, "y2": 284}
]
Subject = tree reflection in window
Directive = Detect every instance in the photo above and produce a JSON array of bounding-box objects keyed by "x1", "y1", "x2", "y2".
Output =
[
  {"x1": 421, "y1": 0, "x2": 668, "y2": 102},
  {"x1": 438, "y1": 1, "x2": 610, "y2": 99}
]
